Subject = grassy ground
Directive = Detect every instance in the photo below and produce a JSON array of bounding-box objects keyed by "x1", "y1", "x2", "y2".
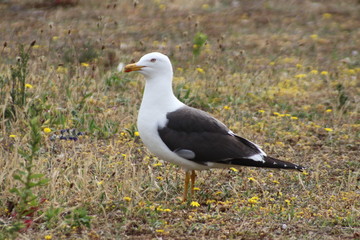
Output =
[{"x1": 0, "y1": 0, "x2": 359, "y2": 239}]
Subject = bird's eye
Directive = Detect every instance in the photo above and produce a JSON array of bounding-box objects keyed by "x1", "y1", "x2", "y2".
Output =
[{"x1": 150, "y1": 58, "x2": 156, "y2": 62}]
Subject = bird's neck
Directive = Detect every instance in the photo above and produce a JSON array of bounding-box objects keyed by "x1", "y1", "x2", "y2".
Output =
[{"x1": 140, "y1": 75, "x2": 183, "y2": 113}]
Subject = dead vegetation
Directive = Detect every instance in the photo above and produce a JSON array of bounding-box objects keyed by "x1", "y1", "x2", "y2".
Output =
[{"x1": 0, "y1": 0, "x2": 359, "y2": 239}]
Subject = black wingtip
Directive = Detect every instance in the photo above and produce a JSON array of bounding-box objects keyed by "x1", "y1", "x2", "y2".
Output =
[
  {"x1": 222, "y1": 156, "x2": 306, "y2": 171},
  {"x1": 263, "y1": 156, "x2": 305, "y2": 171}
]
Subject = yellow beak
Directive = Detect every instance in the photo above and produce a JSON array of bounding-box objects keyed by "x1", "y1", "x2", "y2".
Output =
[{"x1": 124, "y1": 63, "x2": 145, "y2": 72}]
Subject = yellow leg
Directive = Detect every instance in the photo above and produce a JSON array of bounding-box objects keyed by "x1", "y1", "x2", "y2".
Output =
[
  {"x1": 183, "y1": 171, "x2": 190, "y2": 202},
  {"x1": 190, "y1": 170, "x2": 196, "y2": 198}
]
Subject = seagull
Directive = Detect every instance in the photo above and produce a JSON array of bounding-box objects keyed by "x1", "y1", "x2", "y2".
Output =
[{"x1": 124, "y1": 52, "x2": 305, "y2": 201}]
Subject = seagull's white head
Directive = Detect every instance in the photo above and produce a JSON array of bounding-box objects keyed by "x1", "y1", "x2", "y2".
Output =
[{"x1": 124, "y1": 52, "x2": 173, "y2": 79}]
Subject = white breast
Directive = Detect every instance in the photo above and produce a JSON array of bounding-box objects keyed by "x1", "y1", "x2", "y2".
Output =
[{"x1": 137, "y1": 102, "x2": 210, "y2": 171}]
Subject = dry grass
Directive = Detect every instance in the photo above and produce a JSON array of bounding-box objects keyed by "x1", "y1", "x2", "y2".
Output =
[{"x1": 0, "y1": 0, "x2": 359, "y2": 239}]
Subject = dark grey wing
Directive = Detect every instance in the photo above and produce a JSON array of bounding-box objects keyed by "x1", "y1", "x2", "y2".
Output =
[
  {"x1": 158, "y1": 106, "x2": 305, "y2": 171},
  {"x1": 157, "y1": 106, "x2": 262, "y2": 164}
]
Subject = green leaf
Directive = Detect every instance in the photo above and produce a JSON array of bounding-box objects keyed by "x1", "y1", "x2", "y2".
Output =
[
  {"x1": 37, "y1": 178, "x2": 50, "y2": 185},
  {"x1": 13, "y1": 174, "x2": 22, "y2": 180},
  {"x1": 28, "y1": 182, "x2": 37, "y2": 188},
  {"x1": 9, "y1": 187, "x2": 20, "y2": 194},
  {"x1": 29, "y1": 173, "x2": 45, "y2": 179},
  {"x1": 13, "y1": 174, "x2": 25, "y2": 184},
  {"x1": 17, "y1": 170, "x2": 26, "y2": 175},
  {"x1": 18, "y1": 149, "x2": 29, "y2": 159}
]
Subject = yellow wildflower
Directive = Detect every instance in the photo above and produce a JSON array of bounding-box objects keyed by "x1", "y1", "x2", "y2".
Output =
[
  {"x1": 322, "y1": 13, "x2": 332, "y2": 19},
  {"x1": 81, "y1": 62, "x2": 90, "y2": 67},
  {"x1": 156, "y1": 229, "x2": 164, "y2": 233},
  {"x1": 223, "y1": 105, "x2": 231, "y2": 110},
  {"x1": 229, "y1": 167, "x2": 238, "y2": 172},
  {"x1": 123, "y1": 197, "x2": 132, "y2": 202},
  {"x1": 273, "y1": 112, "x2": 280, "y2": 116},
  {"x1": 134, "y1": 131, "x2": 140, "y2": 136},
  {"x1": 52, "y1": 36, "x2": 59, "y2": 41},
  {"x1": 247, "y1": 177, "x2": 256, "y2": 181},
  {"x1": 9, "y1": 134, "x2": 17, "y2": 138},
  {"x1": 97, "y1": 181, "x2": 104, "y2": 185},
  {"x1": 248, "y1": 196, "x2": 259, "y2": 204},
  {"x1": 325, "y1": 109, "x2": 332, "y2": 113},
  {"x1": 320, "y1": 71, "x2": 328, "y2": 75},
  {"x1": 193, "y1": 187, "x2": 200, "y2": 191},
  {"x1": 296, "y1": 64, "x2": 303, "y2": 68},
  {"x1": 159, "y1": 4, "x2": 166, "y2": 11},
  {"x1": 310, "y1": 70, "x2": 318, "y2": 75},
  {"x1": 153, "y1": 40, "x2": 159, "y2": 46},
  {"x1": 153, "y1": 162, "x2": 163, "y2": 167},
  {"x1": 202, "y1": 4, "x2": 210, "y2": 10},
  {"x1": 346, "y1": 69, "x2": 356, "y2": 75},
  {"x1": 44, "y1": 235, "x2": 52, "y2": 240},
  {"x1": 324, "y1": 128, "x2": 333, "y2": 132},
  {"x1": 156, "y1": 176, "x2": 163, "y2": 181},
  {"x1": 43, "y1": 128, "x2": 51, "y2": 133},
  {"x1": 310, "y1": 34, "x2": 318, "y2": 40},
  {"x1": 56, "y1": 66, "x2": 67, "y2": 73},
  {"x1": 283, "y1": 57, "x2": 294, "y2": 63},
  {"x1": 163, "y1": 208, "x2": 172, "y2": 212},
  {"x1": 196, "y1": 67, "x2": 205, "y2": 74},
  {"x1": 302, "y1": 105, "x2": 311, "y2": 110},
  {"x1": 295, "y1": 74, "x2": 307, "y2": 78},
  {"x1": 269, "y1": 61, "x2": 275, "y2": 66},
  {"x1": 25, "y1": 83, "x2": 33, "y2": 88},
  {"x1": 177, "y1": 67, "x2": 183, "y2": 72},
  {"x1": 284, "y1": 199, "x2": 291, "y2": 205},
  {"x1": 190, "y1": 201, "x2": 200, "y2": 207},
  {"x1": 272, "y1": 180, "x2": 280, "y2": 184},
  {"x1": 291, "y1": 116, "x2": 298, "y2": 120},
  {"x1": 258, "y1": 109, "x2": 265, "y2": 113}
]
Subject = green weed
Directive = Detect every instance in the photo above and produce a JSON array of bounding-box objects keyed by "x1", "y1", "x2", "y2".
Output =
[
  {"x1": 192, "y1": 32, "x2": 208, "y2": 57},
  {"x1": 44, "y1": 206, "x2": 63, "y2": 229},
  {"x1": 3, "y1": 117, "x2": 49, "y2": 237},
  {"x1": 65, "y1": 207, "x2": 91, "y2": 229},
  {"x1": 0, "y1": 44, "x2": 32, "y2": 122}
]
